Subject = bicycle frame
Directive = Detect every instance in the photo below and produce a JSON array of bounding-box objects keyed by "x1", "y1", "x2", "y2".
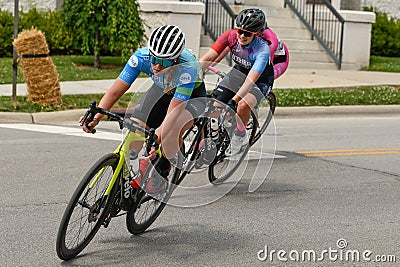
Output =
[
  {"x1": 89, "y1": 130, "x2": 146, "y2": 196},
  {"x1": 177, "y1": 96, "x2": 235, "y2": 180},
  {"x1": 82, "y1": 100, "x2": 161, "y2": 197}
]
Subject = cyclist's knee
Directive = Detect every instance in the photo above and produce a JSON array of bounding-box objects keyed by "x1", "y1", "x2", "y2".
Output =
[{"x1": 237, "y1": 100, "x2": 252, "y2": 115}]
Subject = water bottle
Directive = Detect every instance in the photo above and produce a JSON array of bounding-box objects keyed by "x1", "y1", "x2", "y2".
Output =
[
  {"x1": 129, "y1": 150, "x2": 139, "y2": 178},
  {"x1": 210, "y1": 118, "x2": 219, "y2": 141}
]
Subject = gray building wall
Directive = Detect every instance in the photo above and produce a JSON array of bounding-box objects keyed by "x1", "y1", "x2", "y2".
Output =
[
  {"x1": 340, "y1": 0, "x2": 399, "y2": 18},
  {"x1": 0, "y1": 0, "x2": 63, "y2": 11},
  {"x1": 1, "y1": 0, "x2": 398, "y2": 18},
  {"x1": 361, "y1": 0, "x2": 399, "y2": 18}
]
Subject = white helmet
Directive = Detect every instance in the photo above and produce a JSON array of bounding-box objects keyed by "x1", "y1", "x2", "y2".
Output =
[{"x1": 148, "y1": 25, "x2": 185, "y2": 59}]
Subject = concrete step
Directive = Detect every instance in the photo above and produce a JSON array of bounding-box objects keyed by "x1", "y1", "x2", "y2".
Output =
[
  {"x1": 288, "y1": 61, "x2": 338, "y2": 70},
  {"x1": 200, "y1": 46, "x2": 337, "y2": 69},
  {"x1": 226, "y1": 0, "x2": 284, "y2": 8},
  {"x1": 283, "y1": 39, "x2": 325, "y2": 52},
  {"x1": 289, "y1": 50, "x2": 334, "y2": 63},
  {"x1": 212, "y1": 5, "x2": 302, "y2": 29},
  {"x1": 200, "y1": 1, "x2": 337, "y2": 70},
  {"x1": 266, "y1": 16, "x2": 306, "y2": 29},
  {"x1": 230, "y1": 4, "x2": 290, "y2": 16},
  {"x1": 272, "y1": 27, "x2": 312, "y2": 41},
  {"x1": 201, "y1": 27, "x2": 313, "y2": 45},
  {"x1": 200, "y1": 35, "x2": 214, "y2": 47}
]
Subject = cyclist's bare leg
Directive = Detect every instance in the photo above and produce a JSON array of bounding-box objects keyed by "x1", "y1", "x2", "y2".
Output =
[
  {"x1": 159, "y1": 109, "x2": 194, "y2": 159},
  {"x1": 236, "y1": 93, "x2": 257, "y2": 127},
  {"x1": 128, "y1": 118, "x2": 149, "y2": 151}
]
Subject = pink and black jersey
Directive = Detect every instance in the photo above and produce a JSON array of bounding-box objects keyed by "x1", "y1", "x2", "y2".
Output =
[{"x1": 211, "y1": 29, "x2": 274, "y2": 83}]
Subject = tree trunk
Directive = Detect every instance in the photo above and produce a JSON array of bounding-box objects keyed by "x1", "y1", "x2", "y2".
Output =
[
  {"x1": 94, "y1": 53, "x2": 101, "y2": 69},
  {"x1": 94, "y1": 28, "x2": 101, "y2": 69}
]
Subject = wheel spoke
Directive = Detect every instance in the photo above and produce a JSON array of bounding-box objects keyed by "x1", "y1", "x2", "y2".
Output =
[{"x1": 57, "y1": 154, "x2": 119, "y2": 260}]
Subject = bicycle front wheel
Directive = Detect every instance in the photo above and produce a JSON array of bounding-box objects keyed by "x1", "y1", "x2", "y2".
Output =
[
  {"x1": 208, "y1": 111, "x2": 257, "y2": 184},
  {"x1": 126, "y1": 160, "x2": 175, "y2": 235},
  {"x1": 56, "y1": 153, "x2": 120, "y2": 261},
  {"x1": 251, "y1": 91, "x2": 276, "y2": 145}
]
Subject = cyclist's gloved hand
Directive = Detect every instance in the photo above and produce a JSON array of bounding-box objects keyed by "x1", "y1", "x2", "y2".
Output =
[
  {"x1": 227, "y1": 99, "x2": 238, "y2": 112},
  {"x1": 147, "y1": 142, "x2": 160, "y2": 161},
  {"x1": 80, "y1": 116, "x2": 99, "y2": 134}
]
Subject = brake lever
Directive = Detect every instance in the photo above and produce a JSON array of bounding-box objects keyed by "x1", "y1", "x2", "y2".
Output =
[{"x1": 80, "y1": 100, "x2": 97, "y2": 133}]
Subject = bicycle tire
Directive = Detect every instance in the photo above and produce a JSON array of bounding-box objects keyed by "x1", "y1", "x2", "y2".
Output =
[
  {"x1": 251, "y1": 91, "x2": 276, "y2": 145},
  {"x1": 208, "y1": 111, "x2": 257, "y2": 184},
  {"x1": 125, "y1": 159, "x2": 178, "y2": 235},
  {"x1": 56, "y1": 153, "x2": 120, "y2": 261},
  {"x1": 178, "y1": 121, "x2": 205, "y2": 179}
]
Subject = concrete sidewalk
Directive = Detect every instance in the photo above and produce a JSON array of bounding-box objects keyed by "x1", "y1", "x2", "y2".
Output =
[
  {"x1": 1, "y1": 68, "x2": 400, "y2": 96},
  {"x1": 1, "y1": 68, "x2": 399, "y2": 124}
]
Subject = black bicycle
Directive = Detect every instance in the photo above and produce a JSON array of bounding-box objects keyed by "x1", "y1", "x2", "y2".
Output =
[{"x1": 175, "y1": 66, "x2": 276, "y2": 185}]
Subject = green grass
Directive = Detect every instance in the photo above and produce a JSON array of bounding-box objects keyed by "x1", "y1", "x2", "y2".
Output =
[
  {"x1": 0, "y1": 92, "x2": 143, "y2": 113},
  {"x1": 1, "y1": 55, "x2": 399, "y2": 112},
  {"x1": 363, "y1": 56, "x2": 400, "y2": 72},
  {"x1": 1, "y1": 86, "x2": 399, "y2": 113},
  {"x1": 0, "y1": 55, "x2": 126, "y2": 84},
  {"x1": 1, "y1": 55, "x2": 399, "y2": 85},
  {"x1": 274, "y1": 86, "x2": 400, "y2": 106}
]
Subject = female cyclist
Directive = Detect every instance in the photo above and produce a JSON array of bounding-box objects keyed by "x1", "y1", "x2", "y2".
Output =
[
  {"x1": 81, "y1": 25, "x2": 206, "y2": 193},
  {"x1": 200, "y1": 8, "x2": 274, "y2": 156}
]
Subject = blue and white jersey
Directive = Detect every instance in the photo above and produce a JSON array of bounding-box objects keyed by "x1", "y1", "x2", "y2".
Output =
[{"x1": 118, "y1": 47, "x2": 202, "y2": 102}]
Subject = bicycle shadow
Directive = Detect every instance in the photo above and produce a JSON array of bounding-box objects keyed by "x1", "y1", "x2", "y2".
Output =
[{"x1": 60, "y1": 222, "x2": 254, "y2": 266}]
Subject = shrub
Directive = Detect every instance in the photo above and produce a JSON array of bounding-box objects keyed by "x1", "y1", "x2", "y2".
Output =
[
  {"x1": 0, "y1": 3, "x2": 144, "y2": 58},
  {"x1": 19, "y1": 8, "x2": 77, "y2": 54},
  {"x1": 0, "y1": 8, "x2": 78, "y2": 56},
  {"x1": 0, "y1": 9, "x2": 14, "y2": 57},
  {"x1": 365, "y1": 7, "x2": 400, "y2": 57}
]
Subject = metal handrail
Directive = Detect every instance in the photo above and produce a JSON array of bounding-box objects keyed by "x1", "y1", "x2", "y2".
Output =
[
  {"x1": 181, "y1": 0, "x2": 235, "y2": 40},
  {"x1": 284, "y1": 0, "x2": 345, "y2": 69},
  {"x1": 181, "y1": 0, "x2": 235, "y2": 65}
]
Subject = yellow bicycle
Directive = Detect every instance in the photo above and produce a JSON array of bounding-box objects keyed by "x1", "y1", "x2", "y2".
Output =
[{"x1": 56, "y1": 100, "x2": 179, "y2": 260}]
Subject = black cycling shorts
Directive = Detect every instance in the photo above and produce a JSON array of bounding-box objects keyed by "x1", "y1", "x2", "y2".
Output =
[
  {"x1": 213, "y1": 68, "x2": 274, "y2": 105},
  {"x1": 132, "y1": 82, "x2": 206, "y2": 129}
]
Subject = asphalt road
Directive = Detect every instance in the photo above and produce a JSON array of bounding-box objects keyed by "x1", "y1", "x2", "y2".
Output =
[{"x1": 0, "y1": 111, "x2": 399, "y2": 266}]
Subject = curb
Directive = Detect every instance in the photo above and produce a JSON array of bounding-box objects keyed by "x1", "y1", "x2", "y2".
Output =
[
  {"x1": 1, "y1": 105, "x2": 399, "y2": 124},
  {"x1": 0, "y1": 112, "x2": 33, "y2": 123},
  {"x1": 274, "y1": 105, "x2": 400, "y2": 117},
  {"x1": 32, "y1": 109, "x2": 86, "y2": 124}
]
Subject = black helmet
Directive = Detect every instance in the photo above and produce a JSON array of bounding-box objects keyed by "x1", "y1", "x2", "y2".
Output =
[
  {"x1": 236, "y1": 8, "x2": 266, "y2": 32},
  {"x1": 148, "y1": 25, "x2": 185, "y2": 59}
]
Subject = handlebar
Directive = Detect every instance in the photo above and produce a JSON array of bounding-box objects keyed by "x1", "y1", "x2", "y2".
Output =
[
  {"x1": 80, "y1": 100, "x2": 158, "y2": 143},
  {"x1": 207, "y1": 65, "x2": 226, "y2": 79}
]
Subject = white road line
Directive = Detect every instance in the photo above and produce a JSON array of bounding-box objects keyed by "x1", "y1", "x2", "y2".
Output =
[
  {"x1": 246, "y1": 150, "x2": 285, "y2": 160},
  {"x1": 0, "y1": 123, "x2": 286, "y2": 158},
  {"x1": 0, "y1": 123, "x2": 121, "y2": 141}
]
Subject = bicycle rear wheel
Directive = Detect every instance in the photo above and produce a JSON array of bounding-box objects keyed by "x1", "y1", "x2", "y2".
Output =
[
  {"x1": 56, "y1": 153, "x2": 120, "y2": 260},
  {"x1": 208, "y1": 111, "x2": 257, "y2": 184},
  {"x1": 251, "y1": 91, "x2": 276, "y2": 145}
]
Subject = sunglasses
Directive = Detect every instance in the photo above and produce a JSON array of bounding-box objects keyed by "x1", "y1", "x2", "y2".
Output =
[
  {"x1": 236, "y1": 28, "x2": 256, "y2": 37},
  {"x1": 150, "y1": 56, "x2": 174, "y2": 67}
]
